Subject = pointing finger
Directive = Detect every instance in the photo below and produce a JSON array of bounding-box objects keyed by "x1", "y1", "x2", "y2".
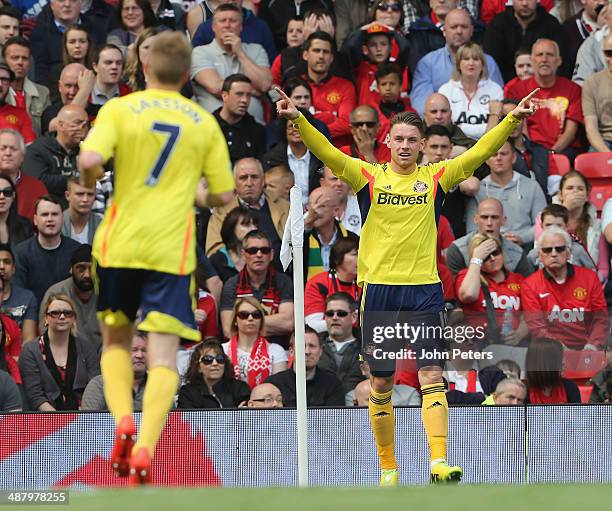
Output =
[
  {"x1": 274, "y1": 87, "x2": 291, "y2": 102},
  {"x1": 522, "y1": 88, "x2": 540, "y2": 105}
]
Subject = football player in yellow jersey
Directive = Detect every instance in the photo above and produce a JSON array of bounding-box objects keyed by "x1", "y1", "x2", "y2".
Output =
[
  {"x1": 276, "y1": 87, "x2": 539, "y2": 486},
  {"x1": 78, "y1": 32, "x2": 234, "y2": 485}
]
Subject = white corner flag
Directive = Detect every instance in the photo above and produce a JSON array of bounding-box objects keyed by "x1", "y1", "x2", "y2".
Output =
[{"x1": 280, "y1": 186, "x2": 309, "y2": 487}]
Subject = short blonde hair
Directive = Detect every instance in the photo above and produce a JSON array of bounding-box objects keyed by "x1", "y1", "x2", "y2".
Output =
[
  {"x1": 147, "y1": 31, "x2": 191, "y2": 86},
  {"x1": 452, "y1": 42, "x2": 489, "y2": 81}
]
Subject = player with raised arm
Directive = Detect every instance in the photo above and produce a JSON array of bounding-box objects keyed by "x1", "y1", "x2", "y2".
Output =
[
  {"x1": 275, "y1": 86, "x2": 538, "y2": 486},
  {"x1": 78, "y1": 32, "x2": 234, "y2": 485}
]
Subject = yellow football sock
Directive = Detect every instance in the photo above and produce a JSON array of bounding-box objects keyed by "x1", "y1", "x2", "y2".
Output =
[
  {"x1": 101, "y1": 346, "x2": 134, "y2": 426},
  {"x1": 421, "y1": 382, "x2": 448, "y2": 464},
  {"x1": 134, "y1": 365, "x2": 179, "y2": 455},
  {"x1": 369, "y1": 388, "x2": 397, "y2": 470}
]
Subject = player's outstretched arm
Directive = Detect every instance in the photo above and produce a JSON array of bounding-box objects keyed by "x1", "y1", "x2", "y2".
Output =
[
  {"x1": 77, "y1": 151, "x2": 105, "y2": 189},
  {"x1": 453, "y1": 89, "x2": 540, "y2": 180},
  {"x1": 274, "y1": 87, "x2": 355, "y2": 179}
]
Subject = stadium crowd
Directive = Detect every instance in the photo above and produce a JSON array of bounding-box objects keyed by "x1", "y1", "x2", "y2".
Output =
[{"x1": 0, "y1": 0, "x2": 612, "y2": 413}]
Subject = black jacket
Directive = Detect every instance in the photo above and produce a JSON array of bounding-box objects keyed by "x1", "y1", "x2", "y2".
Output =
[
  {"x1": 30, "y1": 2, "x2": 110, "y2": 89},
  {"x1": 259, "y1": 0, "x2": 334, "y2": 51},
  {"x1": 177, "y1": 378, "x2": 250, "y2": 409},
  {"x1": 561, "y1": 10, "x2": 592, "y2": 75},
  {"x1": 262, "y1": 141, "x2": 323, "y2": 195},
  {"x1": 266, "y1": 367, "x2": 345, "y2": 407},
  {"x1": 22, "y1": 133, "x2": 79, "y2": 206},
  {"x1": 213, "y1": 109, "x2": 267, "y2": 164},
  {"x1": 318, "y1": 336, "x2": 364, "y2": 393},
  {"x1": 483, "y1": 7, "x2": 570, "y2": 82}
]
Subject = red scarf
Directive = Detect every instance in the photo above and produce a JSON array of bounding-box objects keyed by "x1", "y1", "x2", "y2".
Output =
[
  {"x1": 236, "y1": 267, "x2": 281, "y2": 314},
  {"x1": 529, "y1": 383, "x2": 568, "y2": 404},
  {"x1": 228, "y1": 335, "x2": 271, "y2": 389}
]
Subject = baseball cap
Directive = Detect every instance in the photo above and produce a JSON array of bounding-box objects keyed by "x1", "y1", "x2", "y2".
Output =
[{"x1": 365, "y1": 24, "x2": 393, "y2": 39}]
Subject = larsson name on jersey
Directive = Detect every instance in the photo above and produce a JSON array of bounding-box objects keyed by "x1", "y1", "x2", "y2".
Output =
[
  {"x1": 377, "y1": 192, "x2": 428, "y2": 206},
  {"x1": 129, "y1": 98, "x2": 203, "y2": 123}
]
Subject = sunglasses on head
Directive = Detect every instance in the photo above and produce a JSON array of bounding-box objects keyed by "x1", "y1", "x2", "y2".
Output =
[
  {"x1": 0, "y1": 188, "x2": 14, "y2": 198},
  {"x1": 46, "y1": 309, "x2": 75, "y2": 318},
  {"x1": 378, "y1": 2, "x2": 402, "y2": 11},
  {"x1": 237, "y1": 310, "x2": 264, "y2": 320},
  {"x1": 199, "y1": 354, "x2": 225, "y2": 365},
  {"x1": 325, "y1": 309, "x2": 349, "y2": 318},
  {"x1": 485, "y1": 248, "x2": 502, "y2": 261},
  {"x1": 351, "y1": 121, "x2": 378, "y2": 128},
  {"x1": 541, "y1": 245, "x2": 566, "y2": 254},
  {"x1": 243, "y1": 246, "x2": 272, "y2": 255}
]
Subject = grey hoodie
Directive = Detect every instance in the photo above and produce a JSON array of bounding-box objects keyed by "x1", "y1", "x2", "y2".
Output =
[
  {"x1": 573, "y1": 25, "x2": 608, "y2": 85},
  {"x1": 466, "y1": 171, "x2": 547, "y2": 244}
]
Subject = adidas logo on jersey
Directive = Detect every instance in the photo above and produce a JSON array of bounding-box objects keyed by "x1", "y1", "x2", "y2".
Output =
[
  {"x1": 373, "y1": 411, "x2": 390, "y2": 418},
  {"x1": 427, "y1": 401, "x2": 443, "y2": 409}
]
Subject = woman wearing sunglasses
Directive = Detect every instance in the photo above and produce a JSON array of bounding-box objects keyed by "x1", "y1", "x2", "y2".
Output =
[
  {"x1": 456, "y1": 233, "x2": 527, "y2": 345},
  {"x1": 0, "y1": 175, "x2": 32, "y2": 248},
  {"x1": 19, "y1": 294, "x2": 100, "y2": 411},
  {"x1": 177, "y1": 339, "x2": 250, "y2": 409},
  {"x1": 223, "y1": 297, "x2": 288, "y2": 389}
]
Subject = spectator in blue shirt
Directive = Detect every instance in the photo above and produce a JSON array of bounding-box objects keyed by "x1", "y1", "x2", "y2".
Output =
[{"x1": 410, "y1": 8, "x2": 503, "y2": 115}]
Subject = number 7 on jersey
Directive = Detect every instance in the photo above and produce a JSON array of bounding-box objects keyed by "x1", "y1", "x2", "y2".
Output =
[{"x1": 146, "y1": 122, "x2": 181, "y2": 186}]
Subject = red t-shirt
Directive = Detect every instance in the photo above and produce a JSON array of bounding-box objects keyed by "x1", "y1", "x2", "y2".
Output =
[
  {"x1": 354, "y1": 61, "x2": 410, "y2": 109},
  {"x1": 521, "y1": 265, "x2": 609, "y2": 348},
  {"x1": 456, "y1": 270, "x2": 523, "y2": 331},
  {"x1": 505, "y1": 76, "x2": 583, "y2": 149},
  {"x1": 15, "y1": 172, "x2": 48, "y2": 220},
  {"x1": 2, "y1": 313, "x2": 22, "y2": 384},
  {"x1": 0, "y1": 104, "x2": 36, "y2": 144},
  {"x1": 304, "y1": 74, "x2": 357, "y2": 146},
  {"x1": 376, "y1": 97, "x2": 415, "y2": 147},
  {"x1": 304, "y1": 270, "x2": 360, "y2": 317},
  {"x1": 271, "y1": 54, "x2": 282, "y2": 86},
  {"x1": 339, "y1": 141, "x2": 391, "y2": 163},
  {"x1": 196, "y1": 291, "x2": 219, "y2": 340}
]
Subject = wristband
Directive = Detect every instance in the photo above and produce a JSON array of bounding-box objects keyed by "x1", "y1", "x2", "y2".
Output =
[{"x1": 470, "y1": 257, "x2": 483, "y2": 266}]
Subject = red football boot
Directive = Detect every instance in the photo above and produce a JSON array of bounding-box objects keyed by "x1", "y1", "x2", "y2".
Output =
[
  {"x1": 128, "y1": 447, "x2": 152, "y2": 486},
  {"x1": 110, "y1": 415, "x2": 136, "y2": 477}
]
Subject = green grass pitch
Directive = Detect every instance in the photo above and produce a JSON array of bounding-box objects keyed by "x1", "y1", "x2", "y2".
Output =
[{"x1": 27, "y1": 484, "x2": 612, "y2": 511}]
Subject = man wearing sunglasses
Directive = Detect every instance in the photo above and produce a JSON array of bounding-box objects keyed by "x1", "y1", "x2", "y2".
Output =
[
  {"x1": 219, "y1": 230, "x2": 294, "y2": 348},
  {"x1": 340, "y1": 105, "x2": 390, "y2": 163},
  {"x1": 521, "y1": 226, "x2": 609, "y2": 349},
  {"x1": 318, "y1": 292, "x2": 364, "y2": 395}
]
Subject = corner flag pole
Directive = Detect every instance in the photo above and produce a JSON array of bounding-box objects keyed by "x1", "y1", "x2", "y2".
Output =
[{"x1": 280, "y1": 186, "x2": 308, "y2": 487}]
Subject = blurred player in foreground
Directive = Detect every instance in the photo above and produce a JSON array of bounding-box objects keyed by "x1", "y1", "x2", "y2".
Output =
[
  {"x1": 78, "y1": 32, "x2": 234, "y2": 485},
  {"x1": 275, "y1": 86, "x2": 538, "y2": 486}
]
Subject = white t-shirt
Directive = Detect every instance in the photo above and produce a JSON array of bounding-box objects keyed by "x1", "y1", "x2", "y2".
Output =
[
  {"x1": 222, "y1": 341, "x2": 288, "y2": 383},
  {"x1": 340, "y1": 195, "x2": 362, "y2": 236},
  {"x1": 438, "y1": 78, "x2": 503, "y2": 140}
]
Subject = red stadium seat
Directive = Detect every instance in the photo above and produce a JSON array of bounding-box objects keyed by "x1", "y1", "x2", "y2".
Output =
[
  {"x1": 562, "y1": 350, "x2": 607, "y2": 382},
  {"x1": 549, "y1": 153, "x2": 570, "y2": 176},
  {"x1": 571, "y1": 152, "x2": 612, "y2": 215},
  {"x1": 578, "y1": 384, "x2": 594, "y2": 404},
  {"x1": 589, "y1": 185, "x2": 612, "y2": 215},
  {"x1": 574, "y1": 152, "x2": 612, "y2": 179}
]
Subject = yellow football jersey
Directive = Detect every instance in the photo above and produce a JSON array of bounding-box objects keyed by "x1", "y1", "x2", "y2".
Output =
[
  {"x1": 293, "y1": 113, "x2": 520, "y2": 286},
  {"x1": 81, "y1": 89, "x2": 234, "y2": 275}
]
